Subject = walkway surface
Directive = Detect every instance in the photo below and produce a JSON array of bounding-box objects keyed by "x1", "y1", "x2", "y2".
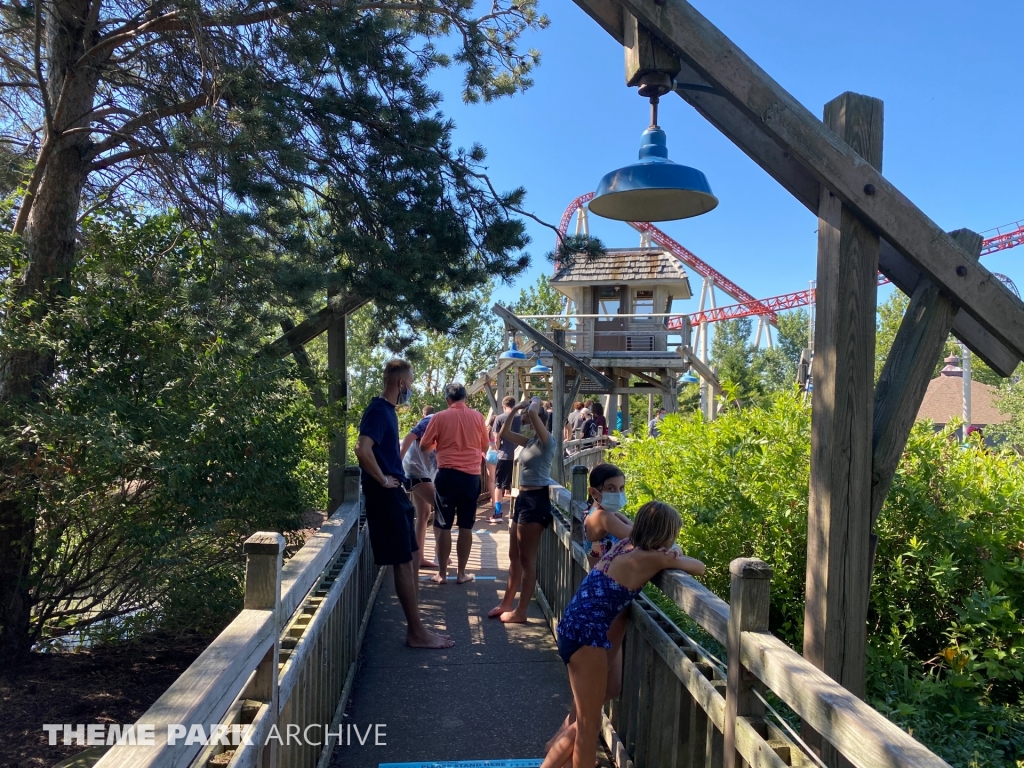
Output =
[{"x1": 329, "y1": 514, "x2": 572, "y2": 768}]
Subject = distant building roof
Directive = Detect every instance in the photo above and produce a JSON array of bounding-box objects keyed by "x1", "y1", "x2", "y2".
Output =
[
  {"x1": 916, "y1": 359, "x2": 1009, "y2": 427},
  {"x1": 552, "y1": 248, "x2": 692, "y2": 287}
]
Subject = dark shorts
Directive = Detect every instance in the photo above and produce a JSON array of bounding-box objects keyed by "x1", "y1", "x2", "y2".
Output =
[
  {"x1": 433, "y1": 468, "x2": 480, "y2": 530},
  {"x1": 495, "y1": 459, "x2": 514, "y2": 490},
  {"x1": 362, "y1": 481, "x2": 418, "y2": 566},
  {"x1": 403, "y1": 476, "x2": 432, "y2": 491},
  {"x1": 557, "y1": 632, "x2": 587, "y2": 665},
  {"x1": 513, "y1": 487, "x2": 553, "y2": 527}
]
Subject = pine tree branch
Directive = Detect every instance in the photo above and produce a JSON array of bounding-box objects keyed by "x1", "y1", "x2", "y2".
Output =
[{"x1": 86, "y1": 92, "x2": 209, "y2": 159}]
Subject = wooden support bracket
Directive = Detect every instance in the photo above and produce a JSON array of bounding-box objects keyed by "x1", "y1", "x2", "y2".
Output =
[
  {"x1": 262, "y1": 294, "x2": 367, "y2": 359},
  {"x1": 494, "y1": 304, "x2": 616, "y2": 390},
  {"x1": 593, "y1": 1, "x2": 1022, "y2": 376},
  {"x1": 279, "y1": 318, "x2": 326, "y2": 409},
  {"x1": 868, "y1": 228, "x2": 984, "y2": 568}
]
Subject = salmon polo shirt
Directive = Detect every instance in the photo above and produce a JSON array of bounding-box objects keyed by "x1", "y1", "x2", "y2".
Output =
[{"x1": 420, "y1": 401, "x2": 489, "y2": 476}]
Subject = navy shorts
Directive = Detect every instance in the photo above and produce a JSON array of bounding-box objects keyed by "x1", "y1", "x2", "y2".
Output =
[
  {"x1": 513, "y1": 488, "x2": 553, "y2": 527},
  {"x1": 495, "y1": 459, "x2": 514, "y2": 490},
  {"x1": 557, "y1": 632, "x2": 587, "y2": 665},
  {"x1": 433, "y1": 468, "x2": 480, "y2": 530},
  {"x1": 362, "y1": 481, "x2": 418, "y2": 566}
]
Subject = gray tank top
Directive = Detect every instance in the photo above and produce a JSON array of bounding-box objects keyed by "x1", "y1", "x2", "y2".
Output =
[{"x1": 517, "y1": 435, "x2": 556, "y2": 487}]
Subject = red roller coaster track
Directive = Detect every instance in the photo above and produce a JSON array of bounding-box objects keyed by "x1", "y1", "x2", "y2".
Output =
[{"x1": 556, "y1": 194, "x2": 1024, "y2": 329}]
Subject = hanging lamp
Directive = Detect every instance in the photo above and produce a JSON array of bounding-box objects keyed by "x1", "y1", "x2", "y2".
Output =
[
  {"x1": 590, "y1": 91, "x2": 718, "y2": 223},
  {"x1": 529, "y1": 361, "x2": 552, "y2": 375},
  {"x1": 499, "y1": 340, "x2": 528, "y2": 361},
  {"x1": 681, "y1": 371, "x2": 699, "y2": 384}
]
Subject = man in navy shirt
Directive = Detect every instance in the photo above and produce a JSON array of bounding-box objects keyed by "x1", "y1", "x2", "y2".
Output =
[{"x1": 354, "y1": 359, "x2": 453, "y2": 650}]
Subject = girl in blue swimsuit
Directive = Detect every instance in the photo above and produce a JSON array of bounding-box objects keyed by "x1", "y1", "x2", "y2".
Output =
[{"x1": 541, "y1": 501, "x2": 705, "y2": 768}]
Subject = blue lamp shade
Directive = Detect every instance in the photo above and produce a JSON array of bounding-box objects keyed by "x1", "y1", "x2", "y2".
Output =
[
  {"x1": 529, "y1": 362, "x2": 552, "y2": 374},
  {"x1": 681, "y1": 372, "x2": 699, "y2": 384},
  {"x1": 589, "y1": 126, "x2": 718, "y2": 222},
  {"x1": 499, "y1": 341, "x2": 528, "y2": 361}
]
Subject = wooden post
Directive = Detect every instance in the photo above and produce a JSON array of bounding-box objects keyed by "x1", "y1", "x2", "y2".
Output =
[
  {"x1": 803, "y1": 93, "x2": 882, "y2": 721},
  {"x1": 327, "y1": 312, "x2": 348, "y2": 514},
  {"x1": 724, "y1": 558, "x2": 772, "y2": 768},
  {"x1": 620, "y1": 375, "x2": 631, "y2": 432},
  {"x1": 570, "y1": 465, "x2": 589, "y2": 543},
  {"x1": 280, "y1": 319, "x2": 327, "y2": 409},
  {"x1": 244, "y1": 532, "x2": 284, "y2": 768},
  {"x1": 551, "y1": 329, "x2": 567, "y2": 485}
]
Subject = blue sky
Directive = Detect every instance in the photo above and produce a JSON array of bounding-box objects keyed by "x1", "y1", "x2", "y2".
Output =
[{"x1": 427, "y1": 0, "x2": 1024, "y2": 324}]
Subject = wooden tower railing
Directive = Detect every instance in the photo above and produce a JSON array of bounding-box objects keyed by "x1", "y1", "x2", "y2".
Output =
[
  {"x1": 93, "y1": 497, "x2": 382, "y2": 768},
  {"x1": 534, "y1": 476, "x2": 952, "y2": 768}
]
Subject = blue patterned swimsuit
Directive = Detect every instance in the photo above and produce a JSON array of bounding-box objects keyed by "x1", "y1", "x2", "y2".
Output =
[{"x1": 557, "y1": 539, "x2": 641, "y2": 664}]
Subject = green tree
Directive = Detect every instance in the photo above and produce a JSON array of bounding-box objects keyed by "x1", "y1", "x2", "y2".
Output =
[
  {"x1": 3, "y1": 211, "x2": 318, "y2": 646},
  {"x1": 511, "y1": 273, "x2": 565, "y2": 316},
  {"x1": 0, "y1": 0, "x2": 546, "y2": 658}
]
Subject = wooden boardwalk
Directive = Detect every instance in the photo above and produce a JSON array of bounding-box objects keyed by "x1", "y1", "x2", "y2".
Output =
[{"x1": 328, "y1": 516, "x2": 573, "y2": 768}]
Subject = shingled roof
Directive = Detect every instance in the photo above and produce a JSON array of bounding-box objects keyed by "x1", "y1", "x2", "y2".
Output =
[
  {"x1": 916, "y1": 364, "x2": 1009, "y2": 427},
  {"x1": 552, "y1": 248, "x2": 691, "y2": 285}
]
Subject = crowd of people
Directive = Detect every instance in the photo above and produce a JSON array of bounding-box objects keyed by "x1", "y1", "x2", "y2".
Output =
[{"x1": 354, "y1": 359, "x2": 704, "y2": 765}]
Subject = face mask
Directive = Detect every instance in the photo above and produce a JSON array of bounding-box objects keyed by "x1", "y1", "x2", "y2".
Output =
[
  {"x1": 599, "y1": 491, "x2": 626, "y2": 513},
  {"x1": 398, "y1": 384, "x2": 412, "y2": 406}
]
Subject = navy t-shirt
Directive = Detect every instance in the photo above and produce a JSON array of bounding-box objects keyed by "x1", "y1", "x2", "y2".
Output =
[{"x1": 359, "y1": 397, "x2": 405, "y2": 482}]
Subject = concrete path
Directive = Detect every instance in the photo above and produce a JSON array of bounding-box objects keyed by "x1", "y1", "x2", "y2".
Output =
[{"x1": 329, "y1": 516, "x2": 572, "y2": 768}]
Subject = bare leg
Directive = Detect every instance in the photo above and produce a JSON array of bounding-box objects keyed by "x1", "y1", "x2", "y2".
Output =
[
  {"x1": 455, "y1": 526, "x2": 475, "y2": 583},
  {"x1": 489, "y1": 519, "x2": 521, "y2": 617},
  {"x1": 392, "y1": 561, "x2": 453, "y2": 648},
  {"x1": 431, "y1": 527, "x2": 451, "y2": 584},
  {"x1": 500, "y1": 521, "x2": 543, "y2": 623},
  {"x1": 541, "y1": 646, "x2": 607, "y2": 768},
  {"x1": 412, "y1": 482, "x2": 435, "y2": 568},
  {"x1": 605, "y1": 610, "x2": 628, "y2": 700}
]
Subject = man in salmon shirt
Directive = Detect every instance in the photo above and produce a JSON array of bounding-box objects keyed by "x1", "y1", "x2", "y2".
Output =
[{"x1": 420, "y1": 382, "x2": 490, "y2": 585}]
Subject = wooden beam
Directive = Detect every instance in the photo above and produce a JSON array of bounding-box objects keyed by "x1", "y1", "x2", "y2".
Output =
[
  {"x1": 482, "y1": 379, "x2": 500, "y2": 413},
  {"x1": 871, "y1": 229, "x2": 983, "y2": 529},
  {"x1": 327, "y1": 313, "x2": 347, "y2": 513},
  {"x1": 552, "y1": 329, "x2": 567, "y2": 485},
  {"x1": 803, "y1": 93, "x2": 881, "y2": 712},
  {"x1": 280, "y1": 319, "x2": 326, "y2": 409},
  {"x1": 677, "y1": 346, "x2": 722, "y2": 393},
  {"x1": 263, "y1": 294, "x2": 367, "y2": 359},
  {"x1": 466, "y1": 338, "x2": 536, "y2": 396},
  {"x1": 595, "y1": 3, "x2": 1022, "y2": 375},
  {"x1": 617, "y1": 0, "x2": 1024, "y2": 359},
  {"x1": 494, "y1": 304, "x2": 616, "y2": 390}
]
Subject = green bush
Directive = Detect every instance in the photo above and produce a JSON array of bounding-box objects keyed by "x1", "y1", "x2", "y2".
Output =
[
  {"x1": 3, "y1": 211, "x2": 319, "y2": 645},
  {"x1": 611, "y1": 392, "x2": 1024, "y2": 766}
]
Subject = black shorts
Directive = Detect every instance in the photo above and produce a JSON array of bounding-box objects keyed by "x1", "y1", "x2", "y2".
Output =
[
  {"x1": 403, "y1": 476, "x2": 431, "y2": 491},
  {"x1": 513, "y1": 487, "x2": 553, "y2": 527},
  {"x1": 495, "y1": 459, "x2": 514, "y2": 491},
  {"x1": 433, "y1": 468, "x2": 480, "y2": 530},
  {"x1": 362, "y1": 481, "x2": 418, "y2": 566}
]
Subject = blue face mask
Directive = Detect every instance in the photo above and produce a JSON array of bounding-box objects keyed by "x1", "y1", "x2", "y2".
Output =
[
  {"x1": 398, "y1": 384, "x2": 412, "y2": 406},
  {"x1": 599, "y1": 491, "x2": 627, "y2": 513}
]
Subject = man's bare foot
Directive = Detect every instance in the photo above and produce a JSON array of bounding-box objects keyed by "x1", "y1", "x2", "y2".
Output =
[
  {"x1": 406, "y1": 630, "x2": 454, "y2": 649},
  {"x1": 456, "y1": 573, "x2": 475, "y2": 584},
  {"x1": 429, "y1": 573, "x2": 447, "y2": 584},
  {"x1": 487, "y1": 603, "x2": 514, "y2": 618},
  {"x1": 419, "y1": 560, "x2": 438, "y2": 569},
  {"x1": 499, "y1": 610, "x2": 528, "y2": 623}
]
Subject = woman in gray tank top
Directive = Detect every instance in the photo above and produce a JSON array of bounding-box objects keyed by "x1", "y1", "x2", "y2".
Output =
[{"x1": 487, "y1": 397, "x2": 555, "y2": 623}]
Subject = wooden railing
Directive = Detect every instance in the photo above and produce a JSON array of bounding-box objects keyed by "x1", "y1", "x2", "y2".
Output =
[
  {"x1": 94, "y1": 497, "x2": 382, "y2": 768},
  {"x1": 534, "y1": 481, "x2": 952, "y2": 768},
  {"x1": 562, "y1": 436, "x2": 610, "y2": 480}
]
